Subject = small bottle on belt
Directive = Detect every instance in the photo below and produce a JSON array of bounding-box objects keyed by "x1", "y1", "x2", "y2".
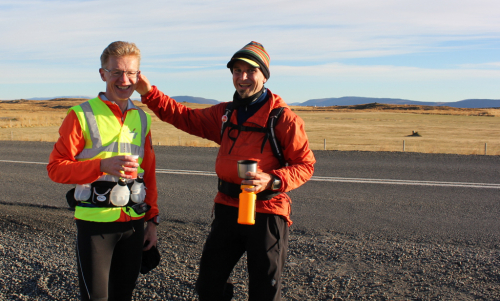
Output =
[
  {"x1": 130, "y1": 176, "x2": 146, "y2": 204},
  {"x1": 110, "y1": 179, "x2": 130, "y2": 206}
]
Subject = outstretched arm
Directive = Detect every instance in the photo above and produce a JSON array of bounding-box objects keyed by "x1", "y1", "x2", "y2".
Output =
[{"x1": 136, "y1": 74, "x2": 226, "y2": 144}]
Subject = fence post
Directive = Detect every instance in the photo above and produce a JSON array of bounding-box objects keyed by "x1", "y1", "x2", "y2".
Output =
[
  {"x1": 485, "y1": 143, "x2": 487, "y2": 155},
  {"x1": 324, "y1": 139, "x2": 326, "y2": 150},
  {"x1": 11, "y1": 131, "x2": 13, "y2": 140},
  {"x1": 403, "y1": 140, "x2": 405, "y2": 152}
]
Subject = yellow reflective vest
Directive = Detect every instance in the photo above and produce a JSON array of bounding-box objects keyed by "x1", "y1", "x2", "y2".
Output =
[{"x1": 69, "y1": 97, "x2": 151, "y2": 222}]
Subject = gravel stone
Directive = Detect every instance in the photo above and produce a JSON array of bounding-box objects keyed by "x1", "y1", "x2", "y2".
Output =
[{"x1": 1, "y1": 203, "x2": 499, "y2": 300}]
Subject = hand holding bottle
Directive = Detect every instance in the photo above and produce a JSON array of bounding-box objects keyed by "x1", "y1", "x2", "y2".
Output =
[
  {"x1": 240, "y1": 171, "x2": 273, "y2": 193},
  {"x1": 100, "y1": 155, "x2": 139, "y2": 179}
]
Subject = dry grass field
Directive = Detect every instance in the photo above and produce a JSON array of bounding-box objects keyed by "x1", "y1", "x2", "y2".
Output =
[{"x1": 1, "y1": 98, "x2": 499, "y2": 155}]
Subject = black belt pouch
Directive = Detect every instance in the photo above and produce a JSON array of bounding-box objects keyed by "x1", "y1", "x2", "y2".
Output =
[
  {"x1": 66, "y1": 188, "x2": 77, "y2": 210},
  {"x1": 91, "y1": 181, "x2": 117, "y2": 207}
]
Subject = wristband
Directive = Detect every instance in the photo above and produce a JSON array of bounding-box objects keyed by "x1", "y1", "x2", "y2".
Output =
[{"x1": 149, "y1": 215, "x2": 160, "y2": 225}]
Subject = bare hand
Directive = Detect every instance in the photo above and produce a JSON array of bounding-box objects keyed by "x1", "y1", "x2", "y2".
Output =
[
  {"x1": 100, "y1": 155, "x2": 139, "y2": 179},
  {"x1": 136, "y1": 73, "x2": 153, "y2": 96},
  {"x1": 241, "y1": 172, "x2": 273, "y2": 193},
  {"x1": 143, "y1": 221, "x2": 158, "y2": 251}
]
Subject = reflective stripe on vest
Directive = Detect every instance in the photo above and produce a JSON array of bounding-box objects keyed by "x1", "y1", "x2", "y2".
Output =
[
  {"x1": 69, "y1": 97, "x2": 151, "y2": 222},
  {"x1": 74, "y1": 99, "x2": 149, "y2": 161}
]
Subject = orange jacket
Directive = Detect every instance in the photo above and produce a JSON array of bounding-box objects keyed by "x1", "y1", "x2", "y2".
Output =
[
  {"x1": 47, "y1": 95, "x2": 159, "y2": 221},
  {"x1": 142, "y1": 86, "x2": 315, "y2": 225}
]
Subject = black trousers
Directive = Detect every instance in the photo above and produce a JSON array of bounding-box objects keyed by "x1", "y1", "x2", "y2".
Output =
[
  {"x1": 196, "y1": 203, "x2": 289, "y2": 301},
  {"x1": 76, "y1": 219, "x2": 144, "y2": 301}
]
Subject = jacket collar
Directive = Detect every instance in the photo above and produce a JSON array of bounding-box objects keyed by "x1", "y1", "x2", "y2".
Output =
[
  {"x1": 98, "y1": 93, "x2": 137, "y2": 111},
  {"x1": 234, "y1": 89, "x2": 288, "y2": 128}
]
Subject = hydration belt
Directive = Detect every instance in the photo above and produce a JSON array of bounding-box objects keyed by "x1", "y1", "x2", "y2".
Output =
[
  {"x1": 218, "y1": 178, "x2": 282, "y2": 201},
  {"x1": 66, "y1": 181, "x2": 148, "y2": 212},
  {"x1": 81, "y1": 181, "x2": 135, "y2": 208}
]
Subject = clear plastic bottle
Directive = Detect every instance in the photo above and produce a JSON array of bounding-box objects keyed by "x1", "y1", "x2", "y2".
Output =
[
  {"x1": 238, "y1": 184, "x2": 256, "y2": 225},
  {"x1": 130, "y1": 177, "x2": 146, "y2": 204},
  {"x1": 74, "y1": 183, "x2": 91, "y2": 201},
  {"x1": 110, "y1": 179, "x2": 130, "y2": 206}
]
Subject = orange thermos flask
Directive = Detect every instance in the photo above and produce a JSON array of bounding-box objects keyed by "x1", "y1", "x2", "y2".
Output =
[
  {"x1": 238, "y1": 184, "x2": 256, "y2": 225},
  {"x1": 237, "y1": 160, "x2": 258, "y2": 225}
]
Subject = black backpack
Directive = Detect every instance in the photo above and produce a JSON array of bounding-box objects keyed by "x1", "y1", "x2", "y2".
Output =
[{"x1": 220, "y1": 102, "x2": 287, "y2": 167}]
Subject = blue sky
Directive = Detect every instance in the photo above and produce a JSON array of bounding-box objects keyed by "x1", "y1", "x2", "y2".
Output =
[{"x1": 1, "y1": 0, "x2": 499, "y2": 103}]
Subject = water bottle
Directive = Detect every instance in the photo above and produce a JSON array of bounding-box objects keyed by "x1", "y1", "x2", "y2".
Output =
[
  {"x1": 238, "y1": 184, "x2": 256, "y2": 225},
  {"x1": 74, "y1": 184, "x2": 91, "y2": 201},
  {"x1": 110, "y1": 179, "x2": 130, "y2": 206},
  {"x1": 237, "y1": 160, "x2": 258, "y2": 225},
  {"x1": 130, "y1": 177, "x2": 146, "y2": 203}
]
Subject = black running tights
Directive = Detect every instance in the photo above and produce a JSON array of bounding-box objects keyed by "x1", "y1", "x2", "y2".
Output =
[{"x1": 75, "y1": 219, "x2": 144, "y2": 301}]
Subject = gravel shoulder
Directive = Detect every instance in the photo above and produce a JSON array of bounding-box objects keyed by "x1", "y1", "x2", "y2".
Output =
[{"x1": 1, "y1": 202, "x2": 499, "y2": 301}]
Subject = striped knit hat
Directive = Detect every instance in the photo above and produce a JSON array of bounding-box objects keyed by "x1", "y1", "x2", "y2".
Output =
[{"x1": 227, "y1": 41, "x2": 270, "y2": 79}]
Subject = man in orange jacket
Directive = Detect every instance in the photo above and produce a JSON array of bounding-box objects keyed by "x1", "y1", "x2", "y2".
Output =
[
  {"x1": 47, "y1": 41, "x2": 159, "y2": 301},
  {"x1": 136, "y1": 41, "x2": 315, "y2": 300}
]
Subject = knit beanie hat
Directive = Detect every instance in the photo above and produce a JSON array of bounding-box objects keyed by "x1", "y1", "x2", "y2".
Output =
[{"x1": 227, "y1": 41, "x2": 270, "y2": 79}]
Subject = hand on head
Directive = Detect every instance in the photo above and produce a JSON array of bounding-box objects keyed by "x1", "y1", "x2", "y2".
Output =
[{"x1": 135, "y1": 73, "x2": 153, "y2": 96}]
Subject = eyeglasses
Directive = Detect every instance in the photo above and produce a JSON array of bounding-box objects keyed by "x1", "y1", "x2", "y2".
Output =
[{"x1": 103, "y1": 68, "x2": 140, "y2": 79}]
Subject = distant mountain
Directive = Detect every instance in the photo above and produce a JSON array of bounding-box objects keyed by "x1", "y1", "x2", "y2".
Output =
[
  {"x1": 300, "y1": 96, "x2": 443, "y2": 107},
  {"x1": 28, "y1": 96, "x2": 92, "y2": 100},
  {"x1": 441, "y1": 99, "x2": 500, "y2": 109},
  {"x1": 25, "y1": 95, "x2": 220, "y2": 105},
  {"x1": 17, "y1": 95, "x2": 500, "y2": 108},
  {"x1": 298, "y1": 97, "x2": 500, "y2": 108},
  {"x1": 171, "y1": 96, "x2": 219, "y2": 105}
]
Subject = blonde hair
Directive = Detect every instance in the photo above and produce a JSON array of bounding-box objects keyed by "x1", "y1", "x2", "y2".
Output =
[{"x1": 100, "y1": 41, "x2": 141, "y2": 69}]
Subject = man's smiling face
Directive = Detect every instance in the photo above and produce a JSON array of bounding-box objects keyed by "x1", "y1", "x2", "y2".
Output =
[
  {"x1": 100, "y1": 55, "x2": 140, "y2": 104},
  {"x1": 232, "y1": 60, "x2": 267, "y2": 99}
]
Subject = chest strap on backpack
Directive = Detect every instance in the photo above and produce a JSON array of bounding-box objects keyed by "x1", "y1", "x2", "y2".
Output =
[{"x1": 220, "y1": 104, "x2": 287, "y2": 167}]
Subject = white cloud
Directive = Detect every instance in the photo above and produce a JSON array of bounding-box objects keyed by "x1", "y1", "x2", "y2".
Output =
[
  {"x1": 274, "y1": 63, "x2": 500, "y2": 80},
  {"x1": 2, "y1": 0, "x2": 499, "y2": 61},
  {"x1": 1, "y1": 0, "x2": 500, "y2": 100},
  {"x1": 458, "y1": 62, "x2": 500, "y2": 69}
]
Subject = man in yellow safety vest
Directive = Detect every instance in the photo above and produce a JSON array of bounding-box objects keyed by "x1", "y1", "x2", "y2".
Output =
[{"x1": 47, "y1": 41, "x2": 159, "y2": 301}]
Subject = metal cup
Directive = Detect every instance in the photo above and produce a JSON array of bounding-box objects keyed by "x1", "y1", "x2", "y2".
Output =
[{"x1": 237, "y1": 160, "x2": 257, "y2": 179}]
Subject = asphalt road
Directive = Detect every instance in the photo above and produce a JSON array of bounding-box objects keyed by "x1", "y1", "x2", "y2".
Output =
[{"x1": 1, "y1": 141, "x2": 499, "y2": 248}]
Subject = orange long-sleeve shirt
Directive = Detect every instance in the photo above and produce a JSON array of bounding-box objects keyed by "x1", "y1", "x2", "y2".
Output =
[{"x1": 47, "y1": 96, "x2": 159, "y2": 221}]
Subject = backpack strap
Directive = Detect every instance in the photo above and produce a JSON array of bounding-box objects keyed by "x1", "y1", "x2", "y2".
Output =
[
  {"x1": 221, "y1": 102, "x2": 287, "y2": 167},
  {"x1": 226, "y1": 122, "x2": 267, "y2": 154},
  {"x1": 262, "y1": 107, "x2": 287, "y2": 167},
  {"x1": 220, "y1": 102, "x2": 234, "y2": 139}
]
